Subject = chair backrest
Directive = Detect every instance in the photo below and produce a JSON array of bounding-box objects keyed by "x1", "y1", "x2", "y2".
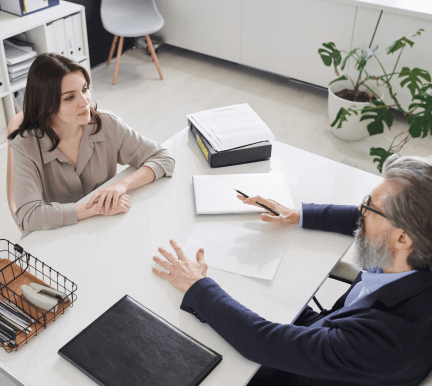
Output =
[{"x1": 6, "y1": 126, "x2": 23, "y2": 233}]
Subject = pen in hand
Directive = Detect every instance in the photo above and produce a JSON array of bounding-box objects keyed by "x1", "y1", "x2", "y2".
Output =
[{"x1": 234, "y1": 189, "x2": 285, "y2": 219}]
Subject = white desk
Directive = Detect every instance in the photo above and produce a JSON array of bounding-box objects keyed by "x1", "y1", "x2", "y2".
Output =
[{"x1": 0, "y1": 128, "x2": 381, "y2": 385}]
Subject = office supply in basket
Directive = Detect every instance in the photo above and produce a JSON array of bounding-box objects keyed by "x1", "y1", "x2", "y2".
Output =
[{"x1": 0, "y1": 239, "x2": 77, "y2": 352}]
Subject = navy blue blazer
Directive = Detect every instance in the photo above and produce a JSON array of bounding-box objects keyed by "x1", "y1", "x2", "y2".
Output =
[{"x1": 180, "y1": 204, "x2": 432, "y2": 386}]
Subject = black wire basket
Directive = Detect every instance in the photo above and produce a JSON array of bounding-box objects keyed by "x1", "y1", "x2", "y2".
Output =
[{"x1": 0, "y1": 239, "x2": 77, "y2": 352}]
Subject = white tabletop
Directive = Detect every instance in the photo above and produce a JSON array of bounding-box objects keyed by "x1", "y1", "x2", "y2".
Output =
[{"x1": 0, "y1": 128, "x2": 381, "y2": 385}]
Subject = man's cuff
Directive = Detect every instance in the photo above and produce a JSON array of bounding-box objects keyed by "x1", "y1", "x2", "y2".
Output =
[
  {"x1": 142, "y1": 161, "x2": 165, "y2": 180},
  {"x1": 63, "y1": 203, "x2": 78, "y2": 226},
  {"x1": 180, "y1": 277, "x2": 216, "y2": 322}
]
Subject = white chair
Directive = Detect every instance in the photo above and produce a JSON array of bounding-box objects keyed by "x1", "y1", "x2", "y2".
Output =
[
  {"x1": 312, "y1": 261, "x2": 360, "y2": 311},
  {"x1": 101, "y1": 0, "x2": 164, "y2": 85}
]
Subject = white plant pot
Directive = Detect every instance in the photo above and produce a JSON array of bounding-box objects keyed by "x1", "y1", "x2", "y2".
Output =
[{"x1": 328, "y1": 80, "x2": 384, "y2": 141}]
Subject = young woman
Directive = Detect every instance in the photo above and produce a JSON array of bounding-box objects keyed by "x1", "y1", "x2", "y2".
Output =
[{"x1": 8, "y1": 53, "x2": 175, "y2": 236}]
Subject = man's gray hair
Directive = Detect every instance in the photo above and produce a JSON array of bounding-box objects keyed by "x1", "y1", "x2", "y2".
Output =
[{"x1": 382, "y1": 154, "x2": 432, "y2": 269}]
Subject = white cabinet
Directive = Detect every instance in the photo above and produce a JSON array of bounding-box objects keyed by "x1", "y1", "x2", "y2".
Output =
[
  {"x1": 240, "y1": 0, "x2": 356, "y2": 87},
  {"x1": 0, "y1": 0, "x2": 90, "y2": 143},
  {"x1": 348, "y1": 7, "x2": 432, "y2": 111},
  {"x1": 155, "y1": 0, "x2": 242, "y2": 63}
]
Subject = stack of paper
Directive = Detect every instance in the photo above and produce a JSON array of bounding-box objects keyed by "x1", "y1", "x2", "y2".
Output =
[
  {"x1": 193, "y1": 172, "x2": 294, "y2": 215},
  {"x1": 4, "y1": 40, "x2": 37, "y2": 82},
  {"x1": 187, "y1": 104, "x2": 275, "y2": 151}
]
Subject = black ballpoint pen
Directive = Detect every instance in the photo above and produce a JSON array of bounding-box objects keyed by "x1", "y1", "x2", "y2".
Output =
[{"x1": 234, "y1": 189, "x2": 285, "y2": 218}]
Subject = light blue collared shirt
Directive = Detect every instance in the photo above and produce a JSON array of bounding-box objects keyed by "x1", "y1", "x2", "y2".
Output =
[{"x1": 345, "y1": 267, "x2": 416, "y2": 307}]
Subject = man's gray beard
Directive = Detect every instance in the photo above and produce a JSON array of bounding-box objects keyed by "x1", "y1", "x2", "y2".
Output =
[{"x1": 353, "y1": 217, "x2": 394, "y2": 270}]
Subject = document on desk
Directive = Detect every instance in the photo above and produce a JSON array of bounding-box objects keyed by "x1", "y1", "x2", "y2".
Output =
[
  {"x1": 187, "y1": 103, "x2": 275, "y2": 151},
  {"x1": 184, "y1": 222, "x2": 287, "y2": 280},
  {"x1": 193, "y1": 172, "x2": 294, "y2": 214}
]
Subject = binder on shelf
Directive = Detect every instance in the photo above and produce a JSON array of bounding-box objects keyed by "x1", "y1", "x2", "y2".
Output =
[
  {"x1": 45, "y1": 22, "x2": 57, "y2": 53},
  {"x1": 189, "y1": 120, "x2": 272, "y2": 168},
  {"x1": 63, "y1": 16, "x2": 75, "y2": 58},
  {"x1": 0, "y1": 0, "x2": 59, "y2": 17},
  {"x1": 72, "y1": 13, "x2": 84, "y2": 57},
  {"x1": 52, "y1": 18, "x2": 67, "y2": 56}
]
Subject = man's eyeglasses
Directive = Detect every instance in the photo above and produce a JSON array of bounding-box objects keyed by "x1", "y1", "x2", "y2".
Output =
[{"x1": 360, "y1": 195, "x2": 387, "y2": 218}]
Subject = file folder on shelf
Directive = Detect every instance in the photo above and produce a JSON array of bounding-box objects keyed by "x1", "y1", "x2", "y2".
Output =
[
  {"x1": 189, "y1": 120, "x2": 272, "y2": 168},
  {"x1": 53, "y1": 18, "x2": 67, "y2": 56},
  {"x1": 63, "y1": 16, "x2": 75, "y2": 58},
  {"x1": 46, "y1": 22, "x2": 57, "y2": 53},
  {"x1": 72, "y1": 13, "x2": 84, "y2": 57}
]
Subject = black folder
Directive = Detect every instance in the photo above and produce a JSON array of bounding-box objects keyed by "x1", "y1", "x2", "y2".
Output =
[
  {"x1": 189, "y1": 120, "x2": 272, "y2": 168},
  {"x1": 58, "y1": 295, "x2": 222, "y2": 386}
]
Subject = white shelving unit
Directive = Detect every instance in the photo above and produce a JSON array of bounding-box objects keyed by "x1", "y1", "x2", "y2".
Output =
[{"x1": 0, "y1": 1, "x2": 90, "y2": 145}]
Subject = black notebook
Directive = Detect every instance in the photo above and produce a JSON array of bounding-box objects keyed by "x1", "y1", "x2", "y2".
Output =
[{"x1": 58, "y1": 295, "x2": 222, "y2": 386}]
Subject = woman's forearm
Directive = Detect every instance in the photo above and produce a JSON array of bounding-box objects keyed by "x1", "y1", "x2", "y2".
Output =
[
  {"x1": 77, "y1": 203, "x2": 99, "y2": 221},
  {"x1": 118, "y1": 165, "x2": 156, "y2": 191}
]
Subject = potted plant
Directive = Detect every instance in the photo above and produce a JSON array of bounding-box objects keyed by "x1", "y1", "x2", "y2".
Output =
[{"x1": 319, "y1": 11, "x2": 431, "y2": 172}]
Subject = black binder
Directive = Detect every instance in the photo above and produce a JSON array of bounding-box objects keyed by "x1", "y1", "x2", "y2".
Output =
[
  {"x1": 58, "y1": 295, "x2": 222, "y2": 386},
  {"x1": 189, "y1": 120, "x2": 272, "y2": 167}
]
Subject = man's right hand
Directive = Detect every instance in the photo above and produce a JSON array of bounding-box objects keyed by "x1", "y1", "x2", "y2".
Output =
[{"x1": 237, "y1": 195, "x2": 300, "y2": 226}]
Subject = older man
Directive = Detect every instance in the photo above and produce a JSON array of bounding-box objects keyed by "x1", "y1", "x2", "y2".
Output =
[{"x1": 152, "y1": 155, "x2": 432, "y2": 386}]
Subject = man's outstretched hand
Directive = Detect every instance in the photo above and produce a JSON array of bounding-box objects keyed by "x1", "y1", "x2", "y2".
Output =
[{"x1": 152, "y1": 240, "x2": 208, "y2": 293}]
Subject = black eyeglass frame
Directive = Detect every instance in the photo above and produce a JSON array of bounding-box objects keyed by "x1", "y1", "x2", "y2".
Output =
[{"x1": 360, "y1": 195, "x2": 387, "y2": 219}]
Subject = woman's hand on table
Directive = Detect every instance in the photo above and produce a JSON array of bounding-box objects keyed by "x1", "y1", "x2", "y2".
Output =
[
  {"x1": 152, "y1": 240, "x2": 207, "y2": 293},
  {"x1": 237, "y1": 195, "x2": 300, "y2": 226},
  {"x1": 103, "y1": 194, "x2": 131, "y2": 216},
  {"x1": 86, "y1": 182, "x2": 128, "y2": 215}
]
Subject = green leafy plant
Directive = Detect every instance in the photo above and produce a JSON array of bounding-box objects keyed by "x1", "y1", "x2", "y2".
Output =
[{"x1": 318, "y1": 11, "x2": 430, "y2": 173}]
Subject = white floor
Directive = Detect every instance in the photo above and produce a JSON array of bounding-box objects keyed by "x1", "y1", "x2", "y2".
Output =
[{"x1": 0, "y1": 45, "x2": 431, "y2": 382}]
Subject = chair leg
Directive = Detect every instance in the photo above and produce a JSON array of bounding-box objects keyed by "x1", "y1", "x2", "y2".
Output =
[
  {"x1": 312, "y1": 296, "x2": 324, "y2": 312},
  {"x1": 113, "y1": 36, "x2": 124, "y2": 85},
  {"x1": 144, "y1": 35, "x2": 163, "y2": 80},
  {"x1": 107, "y1": 35, "x2": 118, "y2": 66}
]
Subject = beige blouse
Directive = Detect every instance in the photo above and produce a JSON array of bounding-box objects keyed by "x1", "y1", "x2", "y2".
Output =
[{"x1": 10, "y1": 110, "x2": 175, "y2": 233}]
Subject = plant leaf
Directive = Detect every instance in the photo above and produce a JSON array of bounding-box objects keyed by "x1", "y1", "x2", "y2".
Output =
[
  {"x1": 318, "y1": 42, "x2": 342, "y2": 73},
  {"x1": 341, "y1": 48, "x2": 359, "y2": 70},
  {"x1": 419, "y1": 83, "x2": 432, "y2": 93},
  {"x1": 329, "y1": 75, "x2": 349, "y2": 86},
  {"x1": 407, "y1": 92, "x2": 432, "y2": 138},
  {"x1": 386, "y1": 31, "x2": 422, "y2": 54},
  {"x1": 330, "y1": 107, "x2": 358, "y2": 129},
  {"x1": 398, "y1": 67, "x2": 431, "y2": 98},
  {"x1": 370, "y1": 147, "x2": 393, "y2": 173},
  {"x1": 360, "y1": 100, "x2": 394, "y2": 135},
  {"x1": 355, "y1": 46, "x2": 377, "y2": 71}
]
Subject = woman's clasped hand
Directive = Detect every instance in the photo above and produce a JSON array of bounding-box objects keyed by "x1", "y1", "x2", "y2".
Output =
[{"x1": 86, "y1": 182, "x2": 129, "y2": 215}]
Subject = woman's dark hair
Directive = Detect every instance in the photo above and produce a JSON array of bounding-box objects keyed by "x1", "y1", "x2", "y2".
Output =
[{"x1": 7, "y1": 53, "x2": 101, "y2": 151}]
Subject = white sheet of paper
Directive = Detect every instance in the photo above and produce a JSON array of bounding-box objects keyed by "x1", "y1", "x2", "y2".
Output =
[
  {"x1": 183, "y1": 222, "x2": 287, "y2": 280},
  {"x1": 193, "y1": 172, "x2": 294, "y2": 214}
]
